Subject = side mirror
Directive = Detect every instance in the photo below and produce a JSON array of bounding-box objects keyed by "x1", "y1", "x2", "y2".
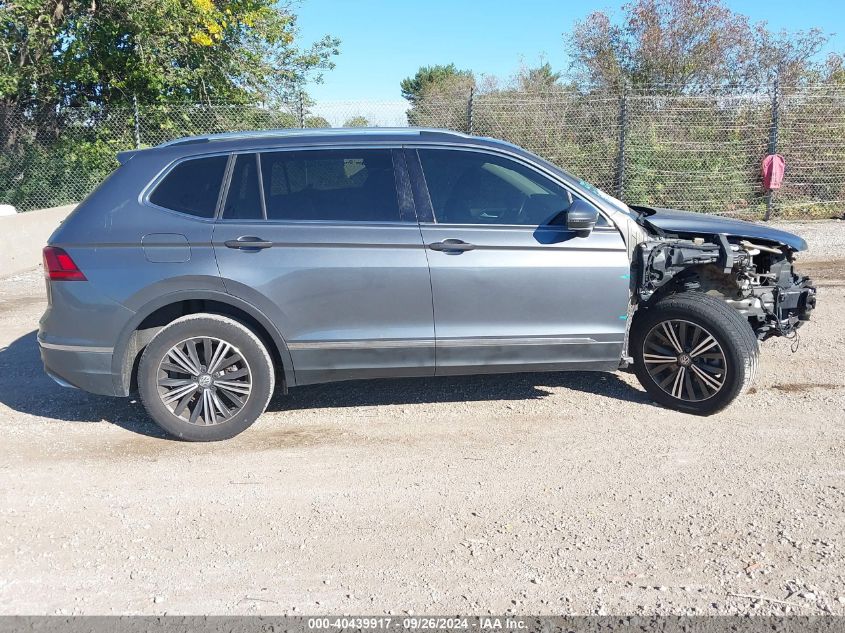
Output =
[{"x1": 566, "y1": 199, "x2": 599, "y2": 237}]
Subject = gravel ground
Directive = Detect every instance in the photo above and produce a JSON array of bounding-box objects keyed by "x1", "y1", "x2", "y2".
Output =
[
  {"x1": 0, "y1": 221, "x2": 843, "y2": 616},
  {"x1": 770, "y1": 218, "x2": 845, "y2": 261}
]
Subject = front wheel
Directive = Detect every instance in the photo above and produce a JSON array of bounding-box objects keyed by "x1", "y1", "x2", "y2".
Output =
[
  {"x1": 138, "y1": 314, "x2": 275, "y2": 441},
  {"x1": 630, "y1": 292, "x2": 758, "y2": 415}
]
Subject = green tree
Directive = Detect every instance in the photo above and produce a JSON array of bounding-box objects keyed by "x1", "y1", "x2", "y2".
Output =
[
  {"x1": 400, "y1": 63, "x2": 473, "y2": 104},
  {"x1": 401, "y1": 64, "x2": 475, "y2": 127},
  {"x1": 304, "y1": 115, "x2": 330, "y2": 128},
  {"x1": 0, "y1": 0, "x2": 339, "y2": 114},
  {"x1": 343, "y1": 115, "x2": 370, "y2": 127},
  {"x1": 518, "y1": 63, "x2": 563, "y2": 92}
]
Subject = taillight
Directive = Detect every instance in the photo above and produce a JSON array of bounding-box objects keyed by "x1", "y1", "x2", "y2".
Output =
[{"x1": 43, "y1": 246, "x2": 86, "y2": 281}]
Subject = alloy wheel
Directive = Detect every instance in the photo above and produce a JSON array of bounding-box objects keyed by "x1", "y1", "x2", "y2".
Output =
[
  {"x1": 642, "y1": 319, "x2": 727, "y2": 402},
  {"x1": 156, "y1": 336, "x2": 252, "y2": 425}
]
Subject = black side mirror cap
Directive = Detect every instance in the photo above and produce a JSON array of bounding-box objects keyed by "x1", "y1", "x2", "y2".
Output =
[{"x1": 566, "y1": 199, "x2": 600, "y2": 237}]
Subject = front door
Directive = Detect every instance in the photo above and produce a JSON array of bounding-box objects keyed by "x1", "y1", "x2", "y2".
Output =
[
  {"x1": 213, "y1": 147, "x2": 434, "y2": 385},
  {"x1": 409, "y1": 147, "x2": 630, "y2": 375}
]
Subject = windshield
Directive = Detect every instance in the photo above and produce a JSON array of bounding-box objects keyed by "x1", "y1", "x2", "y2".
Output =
[
  {"x1": 509, "y1": 146, "x2": 638, "y2": 219},
  {"x1": 576, "y1": 179, "x2": 634, "y2": 216}
]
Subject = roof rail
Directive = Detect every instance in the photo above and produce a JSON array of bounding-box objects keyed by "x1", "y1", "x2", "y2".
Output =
[{"x1": 157, "y1": 127, "x2": 470, "y2": 148}]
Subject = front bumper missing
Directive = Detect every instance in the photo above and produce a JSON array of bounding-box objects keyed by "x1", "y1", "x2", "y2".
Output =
[
  {"x1": 754, "y1": 275, "x2": 816, "y2": 341},
  {"x1": 778, "y1": 277, "x2": 816, "y2": 327}
]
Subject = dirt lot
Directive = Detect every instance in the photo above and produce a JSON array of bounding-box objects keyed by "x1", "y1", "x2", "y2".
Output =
[{"x1": 0, "y1": 220, "x2": 843, "y2": 616}]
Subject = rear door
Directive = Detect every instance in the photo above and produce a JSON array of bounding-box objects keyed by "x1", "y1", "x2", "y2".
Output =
[
  {"x1": 407, "y1": 146, "x2": 630, "y2": 375},
  {"x1": 212, "y1": 147, "x2": 434, "y2": 385}
]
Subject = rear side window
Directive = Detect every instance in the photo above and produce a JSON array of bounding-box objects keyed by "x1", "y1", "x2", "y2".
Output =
[
  {"x1": 260, "y1": 149, "x2": 401, "y2": 222},
  {"x1": 149, "y1": 155, "x2": 227, "y2": 218}
]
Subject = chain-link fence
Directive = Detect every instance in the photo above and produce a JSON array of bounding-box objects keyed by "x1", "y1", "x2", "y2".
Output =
[{"x1": 2, "y1": 84, "x2": 845, "y2": 218}]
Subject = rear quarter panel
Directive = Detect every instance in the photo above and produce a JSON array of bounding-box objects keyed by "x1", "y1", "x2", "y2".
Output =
[{"x1": 49, "y1": 150, "x2": 226, "y2": 313}]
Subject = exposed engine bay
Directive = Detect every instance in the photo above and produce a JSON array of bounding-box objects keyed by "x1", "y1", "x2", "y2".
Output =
[{"x1": 634, "y1": 233, "x2": 816, "y2": 341}]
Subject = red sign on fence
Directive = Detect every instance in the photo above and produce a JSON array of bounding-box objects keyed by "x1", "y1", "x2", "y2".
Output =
[{"x1": 762, "y1": 154, "x2": 785, "y2": 190}]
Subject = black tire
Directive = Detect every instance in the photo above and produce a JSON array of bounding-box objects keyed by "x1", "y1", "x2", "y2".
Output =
[
  {"x1": 630, "y1": 292, "x2": 758, "y2": 415},
  {"x1": 138, "y1": 314, "x2": 275, "y2": 441}
]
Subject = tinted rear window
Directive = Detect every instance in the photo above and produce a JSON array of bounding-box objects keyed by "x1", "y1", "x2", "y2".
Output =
[
  {"x1": 149, "y1": 155, "x2": 228, "y2": 218},
  {"x1": 260, "y1": 149, "x2": 401, "y2": 222}
]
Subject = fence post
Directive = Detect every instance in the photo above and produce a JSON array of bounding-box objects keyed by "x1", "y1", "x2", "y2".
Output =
[
  {"x1": 466, "y1": 86, "x2": 475, "y2": 135},
  {"x1": 132, "y1": 94, "x2": 141, "y2": 149},
  {"x1": 764, "y1": 73, "x2": 780, "y2": 221},
  {"x1": 298, "y1": 91, "x2": 305, "y2": 128},
  {"x1": 614, "y1": 84, "x2": 628, "y2": 199}
]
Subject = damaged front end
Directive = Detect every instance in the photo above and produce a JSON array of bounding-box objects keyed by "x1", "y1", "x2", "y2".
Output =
[{"x1": 635, "y1": 233, "x2": 816, "y2": 341}]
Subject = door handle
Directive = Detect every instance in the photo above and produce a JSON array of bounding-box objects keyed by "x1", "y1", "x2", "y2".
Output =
[
  {"x1": 428, "y1": 239, "x2": 475, "y2": 253},
  {"x1": 224, "y1": 236, "x2": 274, "y2": 250}
]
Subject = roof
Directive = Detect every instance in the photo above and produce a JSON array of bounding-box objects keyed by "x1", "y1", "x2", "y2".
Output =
[
  {"x1": 157, "y1": 127, "x2": 475, "y2": 148},
  {"x1": 117, "y1": 126, "x2": 531, "y2": 168},
  {"x1": 116, "y1": 126, "x2": 585, "y2": 200}
]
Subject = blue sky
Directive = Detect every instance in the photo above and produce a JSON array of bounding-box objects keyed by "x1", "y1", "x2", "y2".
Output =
[{"x1": 296, "y1": 0, "x2": 845, "y2": 102}]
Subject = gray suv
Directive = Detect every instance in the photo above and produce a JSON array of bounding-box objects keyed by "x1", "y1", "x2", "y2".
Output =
[{"x1": 39, "y1": 128, "x2": 816, "y2": 440}]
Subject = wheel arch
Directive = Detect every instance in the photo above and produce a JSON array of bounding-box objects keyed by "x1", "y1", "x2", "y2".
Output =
[
  {"x1": 111, "y1": 290, "x2": 296, "y2": 396},
  {"x1": 633, "y1": 262, "x2": 756, "y2": 337}
]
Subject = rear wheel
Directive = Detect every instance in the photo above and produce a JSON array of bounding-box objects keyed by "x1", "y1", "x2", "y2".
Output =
[
  {"x1": 631, "y1": 292, "x2": 758, "y2": 415},
  {"x1": 138, "y1": 314, "x2": 275, "y2": 441}
]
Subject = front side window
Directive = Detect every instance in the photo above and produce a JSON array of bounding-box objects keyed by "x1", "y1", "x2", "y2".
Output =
[
  {"x1": 418, "y1": 149, "x2": 576, "y2": 226},
  {"x1": 149, "y1": 155, "x2": 227, "y2": 218},
  {"x1": 260, "y1": 149, "x2": 401, "y2": 222}
]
